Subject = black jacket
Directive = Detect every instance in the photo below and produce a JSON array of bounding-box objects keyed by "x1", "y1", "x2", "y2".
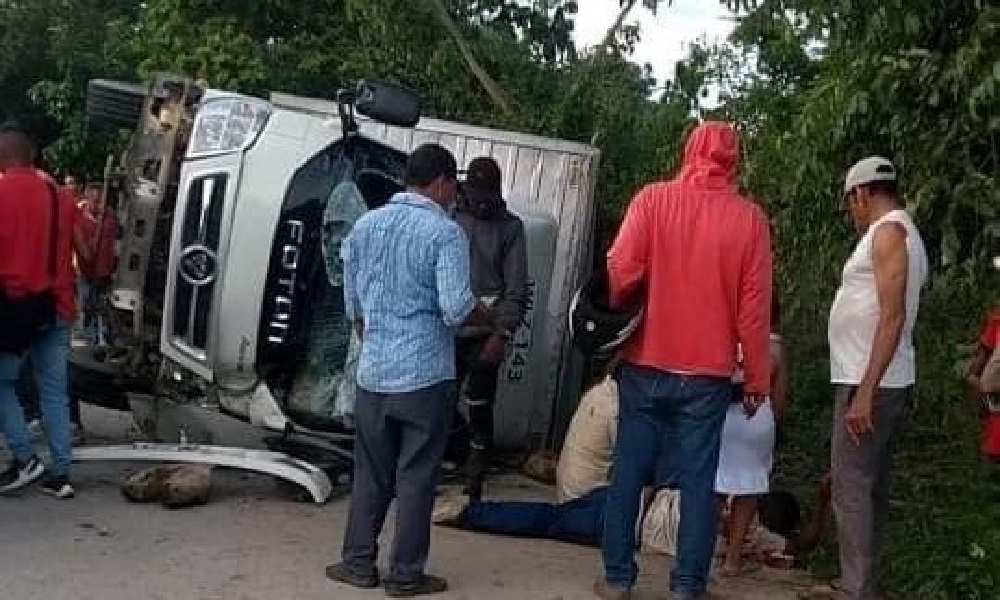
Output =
[{"x1": 453, "y1": 206, "x2": 529, "y2": 336}]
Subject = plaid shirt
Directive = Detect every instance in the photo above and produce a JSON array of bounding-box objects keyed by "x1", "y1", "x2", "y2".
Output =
[{"x1": 342, "y1": 192, "x2": 475, "y2": 393}]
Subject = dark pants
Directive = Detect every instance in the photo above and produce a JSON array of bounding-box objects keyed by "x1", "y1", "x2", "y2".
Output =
[
  {"x1": 455, "y1": 337, "x2": 500, "y2": 453},
  {"x1": 831, "y1": 385, "x2": 910, "y2": 600},
  {"x1": 459, "y1": 487, "x2": 609, "y2": 546},
  {"x1": 602, "y1": 363, "x2": 730, "y2": 596},
  {"x1": 342, "y1": 381, "x2": 455, "y2": 584}
]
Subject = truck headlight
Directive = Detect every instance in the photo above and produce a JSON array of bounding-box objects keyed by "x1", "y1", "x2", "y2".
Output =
[{"x1": 188, "y1": 97, "x2": 270, "y2": 158}]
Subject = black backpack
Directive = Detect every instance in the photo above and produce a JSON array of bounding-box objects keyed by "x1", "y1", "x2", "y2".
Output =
[{"x1": 0, "y1": 182, "x2": 60, "y2": 354}]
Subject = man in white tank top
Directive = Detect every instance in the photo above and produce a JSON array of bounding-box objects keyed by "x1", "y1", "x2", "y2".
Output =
[{"x1": 828, "y1": 157, "x2": 928, "y2": 600}]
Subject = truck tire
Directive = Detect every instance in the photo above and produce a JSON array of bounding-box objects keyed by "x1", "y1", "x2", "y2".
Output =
[{"x1": 68, "y1": 348, "x2": 130, "y2": 412}]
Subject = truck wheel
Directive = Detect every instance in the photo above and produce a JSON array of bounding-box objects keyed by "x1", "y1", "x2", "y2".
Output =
[{"x1": 69, "y1": 348, "x2": 130, "y2": 412}]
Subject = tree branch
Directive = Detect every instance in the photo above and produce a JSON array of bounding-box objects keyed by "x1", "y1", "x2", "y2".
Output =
[
  {"x1": 428, "y1": 0, "x2": 513, "y2": 117},
  {"x1": 601, "y1": 0, "x2": 639, "y2": 51}
]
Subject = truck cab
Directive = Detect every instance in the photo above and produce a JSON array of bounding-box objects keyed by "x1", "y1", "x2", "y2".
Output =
[{"x1": 79, "y1": 75, "x2": 598, "y2": 460}]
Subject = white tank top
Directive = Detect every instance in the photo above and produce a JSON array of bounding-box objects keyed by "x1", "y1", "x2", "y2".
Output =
[{"x1": 828, "y1": 210, "x2": 928, "y2": 387}]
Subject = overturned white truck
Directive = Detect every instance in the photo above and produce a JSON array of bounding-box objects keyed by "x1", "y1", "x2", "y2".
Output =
[{"x1": 74, "y1": 75, "x2": 600, "y2": 501}]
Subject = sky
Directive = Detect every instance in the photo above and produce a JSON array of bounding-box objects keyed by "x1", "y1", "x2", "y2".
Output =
[{"x1": 573, "y1": 0, "x2": 735, "y2": 87}]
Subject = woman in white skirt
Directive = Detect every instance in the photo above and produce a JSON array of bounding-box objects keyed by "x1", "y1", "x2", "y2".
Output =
[{"x1": 715, "y1": 297, "x2": 787, "y2": 576}]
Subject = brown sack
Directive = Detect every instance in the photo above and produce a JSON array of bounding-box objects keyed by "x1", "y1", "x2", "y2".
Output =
[
  {"x1": 120, "y1": 464, "x2": 212, "y2": 508},
  {"x1": 121, "y1": 466, "x2": 172, "y2": 503}
]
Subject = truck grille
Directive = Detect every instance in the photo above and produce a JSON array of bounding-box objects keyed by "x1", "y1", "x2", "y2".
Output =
[{"x1": 172, "y1": 174, "x2": 227, "y2": 353}]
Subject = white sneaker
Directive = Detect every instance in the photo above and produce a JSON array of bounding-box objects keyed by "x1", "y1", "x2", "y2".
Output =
[{"x1": 0, "y1": 456, "x2": 45, "y2": 493}]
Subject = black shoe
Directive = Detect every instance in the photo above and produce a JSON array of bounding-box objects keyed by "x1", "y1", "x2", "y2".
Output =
[
  {"x1": 384, "y1": 574, "x2": 449, "y2": 597},
  {"x1": 0, "y1": 456, "x2": 45, "y2": 493},
  {"x1": 40, "y1": 474, "x2": 75, "y2": 499},
  {"x1": 325, "y1": 563, "x2": 379, "y2": 589}
]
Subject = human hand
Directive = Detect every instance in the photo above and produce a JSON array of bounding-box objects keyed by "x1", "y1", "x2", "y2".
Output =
[
  {"x1": 845, "y1": 387, "x2": 875, "y2": 444},
  {"x1": 479, "y1": 334, "x2": 507, "y2": 365},
  {"x1": 742, "y1": 393, "x2": 766, "y2": 418}
]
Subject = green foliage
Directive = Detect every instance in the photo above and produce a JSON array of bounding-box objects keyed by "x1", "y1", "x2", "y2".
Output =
[{"x1": 700, "y1": 1, "x2": 1000, "y2": 597}]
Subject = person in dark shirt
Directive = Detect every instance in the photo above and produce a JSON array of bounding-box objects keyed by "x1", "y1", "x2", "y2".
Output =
[{"x1": 452, "y1": 156, "x2": 529, "y2": 500}]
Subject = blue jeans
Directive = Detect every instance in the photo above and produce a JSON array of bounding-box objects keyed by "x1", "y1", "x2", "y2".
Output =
[
  {"x1": 0, "y1": 322, "x2": 73, "y2": 477},
  {"x1": 602, "y1": 363, "x2": 730, "y2": 595},
  {"x1": 76, "y1": 280, "x2": 106, "y2": 346},
  {"x1": 459, "y1": 487, "x2": 609, "y2": 545}
]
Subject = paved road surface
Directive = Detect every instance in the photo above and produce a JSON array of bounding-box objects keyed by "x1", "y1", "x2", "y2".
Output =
[{"x1": 0, "y1": 406, "x2": 817, "y2": 600}]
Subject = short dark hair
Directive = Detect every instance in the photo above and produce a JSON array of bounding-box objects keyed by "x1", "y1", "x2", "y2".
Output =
[
  {"x1": 759, "y1": 490, "x2": 802, "y2": 537},
  {"x1": 404, "y1": 143, "x2": 457, "y2": 188},
  {"x1": 0, "y1": 122, "x2": 37, "y2": 164}
]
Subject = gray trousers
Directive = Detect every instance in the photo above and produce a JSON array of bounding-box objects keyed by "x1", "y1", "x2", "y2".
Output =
[
  {"x1": 342, "y1": 381, "x2": 456, "y2": 583},
  {"x1": 831, "y1": 384, "x2": 911, "y2": 600}
]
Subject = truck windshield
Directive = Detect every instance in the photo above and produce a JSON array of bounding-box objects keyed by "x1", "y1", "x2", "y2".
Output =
[{"x1": 259, "y1": 137, "x2": 407, "y2": 428}]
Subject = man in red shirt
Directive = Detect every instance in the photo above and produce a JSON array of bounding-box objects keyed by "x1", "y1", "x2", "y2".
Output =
[
  {"x1": 969, "y1": 306, "x2": 1000, "y2": 394},
  {"x1": 596, "y1": 122, "x2": 772, "y2": 600},
  {"x1": 968, "y1": 281, "x2": 1000, "y2": 468},
  {"x1": 0, "y1": 125, "x2": 78, "y2": 499},
  {"x1": 75, "y1": 182, "x2": 118, "y2": 346},
  {"x1": 63, "y1": 174, "x2": 81, "y2": 204}
]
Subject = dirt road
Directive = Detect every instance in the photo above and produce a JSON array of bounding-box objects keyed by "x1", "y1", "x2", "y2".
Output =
[{"x1": 0, "y1": 407, "x2": 817, "y2": 600}]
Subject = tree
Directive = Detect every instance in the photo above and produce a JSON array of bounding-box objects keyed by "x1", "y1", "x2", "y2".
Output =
[{"x1": 694, "y1": 2, "x2": 1000, "y2": 596}]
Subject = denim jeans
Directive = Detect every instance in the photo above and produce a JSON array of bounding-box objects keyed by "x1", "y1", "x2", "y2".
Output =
[
  {"x1": 602, "y1": 363, "x2": 730, "y2": 595},
  {"x1": 0, "y1": 321, "x2": 73, "y2": 477},
  {"x1": 459, "y1": 487, "x2": 609, "y2": 546},
  {"x1": 76, "y1": 280, "x2": 107, "y2": 346}
]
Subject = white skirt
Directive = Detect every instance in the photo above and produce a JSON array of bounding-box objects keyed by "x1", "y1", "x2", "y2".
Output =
[{"x1": 714, "y1": 399, "x2": 775, "y2": 495}]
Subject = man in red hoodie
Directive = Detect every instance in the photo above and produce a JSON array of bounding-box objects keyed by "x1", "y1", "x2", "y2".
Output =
[
  {"x1": 0, "y1": 125, "x2": 78, "y2": 499},
  {"x1": 596, "y1": 122, "x2": 772, "y2": 600}
]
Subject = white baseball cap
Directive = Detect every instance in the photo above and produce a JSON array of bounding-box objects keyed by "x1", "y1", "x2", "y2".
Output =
[{"x1": 844, "y1": 156, "x2": 897, "y2": 196}]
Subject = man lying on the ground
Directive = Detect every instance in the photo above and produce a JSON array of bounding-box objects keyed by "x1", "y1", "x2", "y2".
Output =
[
  {"x1": 433, "y1": 373, "x2": 622, "y2": 545},
  {"x1": 433, "y1": 375, "x2": 831, "y2": 567}
]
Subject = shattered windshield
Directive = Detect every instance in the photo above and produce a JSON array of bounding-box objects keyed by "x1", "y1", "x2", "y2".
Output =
[
  {"x1": 286, "y1": 181, "x2": 367, "y2": 425},
  {"x1": 268, "y1": 138, "x2": 405, "y2": 427}
]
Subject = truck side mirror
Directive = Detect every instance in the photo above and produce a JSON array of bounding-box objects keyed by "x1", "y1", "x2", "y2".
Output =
[{"x1": 354, "y1": 79, "x2": 421, "y2": 128}]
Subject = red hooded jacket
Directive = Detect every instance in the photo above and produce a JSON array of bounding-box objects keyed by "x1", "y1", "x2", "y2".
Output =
[{"x1": 606, "y1": 122, "x2": 773, "y2": 394}]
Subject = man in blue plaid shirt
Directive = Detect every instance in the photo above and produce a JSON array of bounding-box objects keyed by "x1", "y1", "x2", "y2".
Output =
[{"x1": 328, "y1": 144, "x2": 493, "y2": 598}]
